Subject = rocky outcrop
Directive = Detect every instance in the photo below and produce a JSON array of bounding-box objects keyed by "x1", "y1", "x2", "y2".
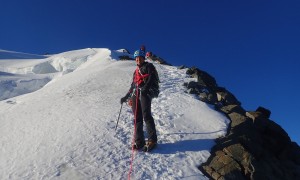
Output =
[
  {"x1": 184, "y1": 67, "x2": 300, "y2": 180},
  {"x1": 118, "y1": 49, "x2": 134, "y2": 60},
  {"x1": 147, "y1": 53, "x2": 172, "y2": 66}
]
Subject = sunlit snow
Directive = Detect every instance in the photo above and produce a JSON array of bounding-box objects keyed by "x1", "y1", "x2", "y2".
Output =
[{"x1": 0, "y1": 48, "x2": 229, "y2": 179}]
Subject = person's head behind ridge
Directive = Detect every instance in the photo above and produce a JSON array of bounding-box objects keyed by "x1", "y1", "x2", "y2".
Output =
[{"x1": 140, "y1": 45, "x2": 146, "y2": 52}]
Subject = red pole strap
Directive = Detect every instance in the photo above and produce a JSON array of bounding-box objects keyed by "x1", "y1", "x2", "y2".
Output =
[{"x1": 128, "y1": 85, "x2": 139, "y2": 180}]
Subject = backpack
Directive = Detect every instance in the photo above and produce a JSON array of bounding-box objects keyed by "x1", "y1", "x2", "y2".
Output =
[{"x1": 147, "y1": 64, "x2": 160, "y2": 98}]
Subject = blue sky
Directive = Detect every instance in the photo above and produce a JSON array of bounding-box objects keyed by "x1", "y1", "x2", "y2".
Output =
[{"x1": 1, "y1": 0, "x2": 299, "y2": 144}]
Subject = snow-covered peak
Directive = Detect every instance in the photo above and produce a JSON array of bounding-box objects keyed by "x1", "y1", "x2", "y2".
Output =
[
  {"x1": 0, "y1": 48, "x2": 229, "y2": 179},
  {"x1": 0, "y1": 48, "x2": 112, "y2": 100},
  {"x1": 111, "y1": 48, "x2": 133, "y2": 60},
  {"x1": 0, "y1": 49, "x2": 47, "y2": 59}
]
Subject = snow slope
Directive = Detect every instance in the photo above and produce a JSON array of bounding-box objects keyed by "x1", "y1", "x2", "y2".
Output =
[
  {"x1": 0, "y1": 48, "x2": 126, "y2": 101},
  {"x1": 0, "y1": 49, "x2": 47, "y2": 59},
  {"x1": 0, "y1": 48, "x2": 229, "y2": 179}
]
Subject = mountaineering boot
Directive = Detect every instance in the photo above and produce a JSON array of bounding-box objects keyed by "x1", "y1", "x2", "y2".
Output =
[
  {"x1": 132, "y1": 141, "x2": 145, "y2": 150},
  {"x1": 143, "y1": 140, "x2": 157, "y2": 152}
]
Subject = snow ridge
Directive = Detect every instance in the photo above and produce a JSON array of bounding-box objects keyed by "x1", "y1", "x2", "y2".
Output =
[
  {"x1": 0, "y1": 49, "x2": 229, "y2": 179},
  {"x1": 0, "y1": 49, "x2": 47, "y2": 59}
]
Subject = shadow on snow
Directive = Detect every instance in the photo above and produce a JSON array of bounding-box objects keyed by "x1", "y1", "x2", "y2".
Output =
[{"x1": 153, "y1": 130, "x2": 223, "y2": 154}]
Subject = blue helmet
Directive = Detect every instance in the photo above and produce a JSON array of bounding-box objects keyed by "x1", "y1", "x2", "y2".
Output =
[{"x1": 134, "y1": 50, "x2": 145, "y2": 58}]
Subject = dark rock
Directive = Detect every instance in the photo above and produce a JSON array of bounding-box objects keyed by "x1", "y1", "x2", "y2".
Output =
[
  {"x1": 241, "y1": 138, "x2": 265, "y2": 158},
  {"x1": 251, "y1": 158, "x2": 286, "y2": 180},
  {"x1": 199, "y1": 92, "x2": 218, "y2": 104},
  {"x1": 245, "y1": 111, "x2": 265, "y2": 122},
  {"x1": 186, "y1": 67, "x2": 196, "y2": 75},
  {"x1": 199, "y1": 92, "x2": 208, "y2": 102},
  {"x1": 207, "y1": 93, "x2": 218, "y2": 104},
  {"x1": 219, "y1": 105, "x2": 246, "y2": 115},
  {"x1": 196, "y1": 71, "x2": 217, "y2": 89},
  {"x1": 216, "y1": 87, "x2": 241, "y2": 106},
  {"x1": 228, "y1": 112, "x2": 248, "y2": 128},
  {"x1": 151, "y1": 55, "x2": 172, "y2": 65},
  {"x1": 184, "y1": 81, "x2": 218, "y2": 104},
  {"x1": 118, "y1": 55, "x2": 134, "y2": 60},
  {"x1": 185, "y1": 65, "x2": 300, "y2": 180},
  {"x1": 185, "y1": 81, "x2": 202, "y2": 89},
  {"x1": 223, "y1": 144, "x2": 253, "y2": 174},
  {"x1": 262, "y1": 120, "x2": 291, "y2": 154},
  {"x1": 187, "y1": 88, "x2": 198, "y2": 94},
  {"x1": 256, "y1": 106, "x2": 271, "y2": 119},
  {"x1": 289, "y1": 142, "x2": 300, "y2": 165},
  {"x1": 186, "y1": 67, "x2": 217, "y2": 89},
  {"x1": 123, "y1": 49, "x2": 131, "y2": 54},
  {"x1": 207, "y1": 151, "x2": 245, "y2": 179}
]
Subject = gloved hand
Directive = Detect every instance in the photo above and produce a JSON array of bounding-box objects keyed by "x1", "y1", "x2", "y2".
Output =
[
  {"x1": 120, "y1": 94, "x2": 130, "y2": 104},
  {"x1": 120, "y1": 97, "x2": 127, "y2": 104}
]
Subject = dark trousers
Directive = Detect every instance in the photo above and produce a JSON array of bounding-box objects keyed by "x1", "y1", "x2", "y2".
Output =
[{"x1": 131, "y1": 93, "x2": 157, "y2": 144}]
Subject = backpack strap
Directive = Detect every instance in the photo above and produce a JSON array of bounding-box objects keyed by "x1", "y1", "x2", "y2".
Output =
[{"x1": 134, "y1": 67, "x2": 149, "y2": 86}]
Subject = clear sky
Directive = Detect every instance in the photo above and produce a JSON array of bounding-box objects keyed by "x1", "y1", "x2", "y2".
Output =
[{"x1": 1, "y1": 0, "x2": 299, "y2": 144}]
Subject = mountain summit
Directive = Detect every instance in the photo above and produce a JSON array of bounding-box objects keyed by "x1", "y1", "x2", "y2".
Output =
[
  {"x1": 1, "y1": 48, "x2": 299, "y2": 179},
  {"x1": 0, "y1": 48, "x2": 229, "y2": 179}
]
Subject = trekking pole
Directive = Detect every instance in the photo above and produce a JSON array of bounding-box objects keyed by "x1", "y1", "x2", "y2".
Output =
[{"x1": 115, "y1": 103, "x2": 123, "y2": 131}]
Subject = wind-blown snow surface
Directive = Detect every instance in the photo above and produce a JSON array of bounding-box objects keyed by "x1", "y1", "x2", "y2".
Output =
[{"x1": 0, "y1": 48, "x2": 229, "y2": 179}]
